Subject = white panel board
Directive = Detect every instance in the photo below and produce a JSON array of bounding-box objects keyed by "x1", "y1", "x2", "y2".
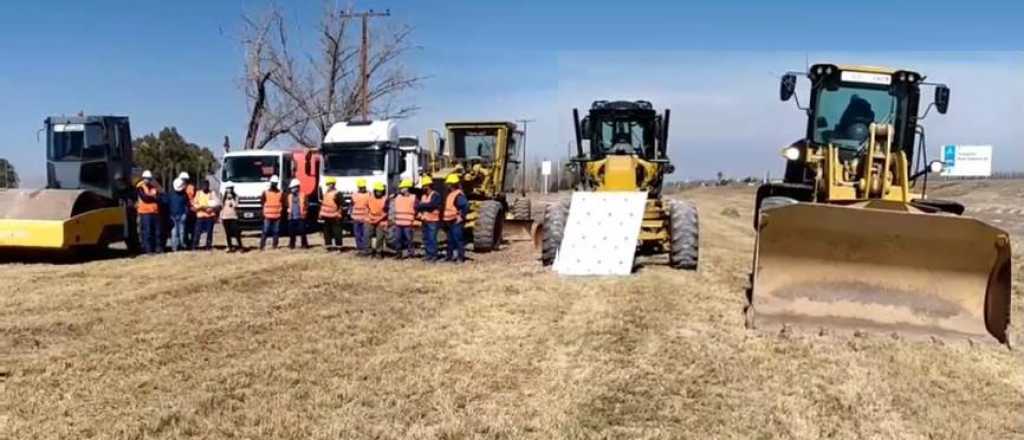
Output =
[
  {"x1": 553, "y1": 191, "x2": 646, "y2": 276},
  {"x1": 941, "y1": 144, "x2": 992, "y2": 177}
]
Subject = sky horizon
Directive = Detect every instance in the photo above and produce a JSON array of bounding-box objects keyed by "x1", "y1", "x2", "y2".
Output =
[{"x1": 2, "y1": 1, "x2": 1022, "y2": 187}]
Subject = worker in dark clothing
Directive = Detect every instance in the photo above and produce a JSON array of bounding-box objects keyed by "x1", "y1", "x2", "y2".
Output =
[
  {"x1": 168, "y1": 178, "x2": 191, "y2": 251},
  {"x1": 415, "y1": 176, "x2": 442, "y2": 261},
  {"x1": 836, "y1": 94, "x2": 876, "y2": 141},
  {"x1": 442, "y1": 174, "x2": 469, "y2": 263}
]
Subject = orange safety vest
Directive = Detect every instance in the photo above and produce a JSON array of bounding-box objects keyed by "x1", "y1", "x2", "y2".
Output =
[
  {"x1": 419, "y1": 190, "x2": 440, "y2": 223},
  {"x1": 194, "y1": 191, "x2": 216, "y2": 219},
  {"x1": 263, "y1": 189, "x2": 283, "y2": 220},
  {"x1": 351, "y1": 191, "x2": 370, "y2": 222},
  {"x1": 320, "y1": 189, "x2": 341, "y2": 219},
  {"x1": 444, "y1": 189, "x2": 464, "y2": 223},
  {"x1": 136, "y1": 181, "x2": 159, "y2": 215},
  {"x1": 393, "y1": 193, "x2": 417, "y2": 227},
  {"x1": 186, "y1": 184, "x2": 196, "y2": 212},
  {"x1": 285, "y1": 192, "x2": 308, "y2": 219},
  {"x1": 367, "y1": 194, "x2": 387, "y2": 225}
]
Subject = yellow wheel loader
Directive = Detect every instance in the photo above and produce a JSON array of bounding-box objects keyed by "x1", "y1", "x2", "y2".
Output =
[
  {"x1": 749, "y1": 64, "x2": 1011, "y2": 344},
  {"x1": 539, "y1": 100, "x2": 699, "y2": 270},
  {"x1": 0, "y1": 116, "x2": 138, "y2": 254},
  {"x1": 426, "y1": 121, "x2": 530, "y2": 251}
]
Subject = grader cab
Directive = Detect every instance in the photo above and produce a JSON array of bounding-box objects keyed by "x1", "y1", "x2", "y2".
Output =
[{"x1": 749, "y1": 64, "x2": 1012, "y2": 344}]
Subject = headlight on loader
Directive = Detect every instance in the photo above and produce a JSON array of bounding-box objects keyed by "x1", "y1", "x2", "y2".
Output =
[{"x1": 782, "y1": 146, "x2": 801, "y2": 161}]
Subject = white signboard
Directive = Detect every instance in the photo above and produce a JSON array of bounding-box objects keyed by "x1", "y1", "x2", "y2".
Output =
[
  {"x1": 554, "y1": 192, "x2": 646, "y2": 276},
  {"x1": 541, "y1": 161, "x2": 552, "y2": 176},
  {"x1": 941, "y1": 145, "x2": 992, "y2": 177}
]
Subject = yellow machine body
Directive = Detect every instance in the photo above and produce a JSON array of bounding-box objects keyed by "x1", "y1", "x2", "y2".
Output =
[
  {"x1": 751, "y1": 123, "x2": 1012, "y2": 343},
  {"x1": 0, "y1": 189, "x2": 127, "y2": 250}
]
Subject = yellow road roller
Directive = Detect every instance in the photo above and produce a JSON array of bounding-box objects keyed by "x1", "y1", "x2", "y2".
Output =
[
  {"x1": 749, "y1": 64, "x2": 1011, "y2": 345},
  {"x1": 0, "y1": 115, "x2": 138, "y2": 253}
]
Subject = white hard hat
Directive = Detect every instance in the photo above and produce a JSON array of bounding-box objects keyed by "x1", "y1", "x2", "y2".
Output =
[
  {"x1": 178, "y1": 172, "x2": 190, "y2": 180},
  {"x1": 142, "y1": 170, "x2": 154, "y2": 179},
  {"x1": 289, "y1": 178, "x2": 301, "y2": 189},
  {"x1": 173, "y1": 178, "x2": 185, "y2": 192},
  {"x1": 270, "y1": 175, "x2": 280, "y2": 184}
]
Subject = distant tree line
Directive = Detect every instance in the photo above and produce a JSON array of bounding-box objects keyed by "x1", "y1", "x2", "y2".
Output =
[
  {"x1": 133, "y1": 128, "x2": 219, "y2": 188},
  {"x1": 0, "y1": 158, "x2": 19, "y2": 189}
]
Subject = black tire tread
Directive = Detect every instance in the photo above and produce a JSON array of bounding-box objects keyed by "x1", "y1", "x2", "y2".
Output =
[
  {"x1": 668, "y1": 199, "x2": 699, "y2": 270},
  {"x1": 473, "y1": 200, "x2": 503, "y2": 252}
]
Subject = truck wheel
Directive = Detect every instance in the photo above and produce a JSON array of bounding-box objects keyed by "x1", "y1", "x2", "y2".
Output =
[
  {"x1": 512, "y1": 197, "x2": 532, "y2": 221},
  {"x1": 540, "y1": 201, "x2": 569, "y2": 266},
  {"x1": 473, "y1": 200, "x2": 504, "y2": 252},
  {"x1": 668, "y1": 199, "x2": 699, "y2": 270}
]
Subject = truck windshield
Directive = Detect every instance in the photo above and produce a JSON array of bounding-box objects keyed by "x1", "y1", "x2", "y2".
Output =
[
  {"x1": 452, "y1": 129, "x2": 497, "y2": 160},
  {"x1": 322, "y1": 145, "x2": 386, "y2": 176},
  {"x1": 813, "y1": 85, "x2": 897, "y2": 150},
  {"x1": 223, "y1": 156, "x2": 280, "y2": 183}
]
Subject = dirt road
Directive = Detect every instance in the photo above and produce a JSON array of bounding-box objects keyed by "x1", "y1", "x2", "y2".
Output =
[{"x1": 1, "y1": 183, "x2": 1022, "y2": 439}]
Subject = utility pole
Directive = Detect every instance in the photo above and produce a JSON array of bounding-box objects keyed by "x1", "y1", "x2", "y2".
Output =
[
  {"x1": 340, "y1": 9, "x2": 391, "y2": 120},
  {"x1": 515, "y1": 118, "x2": 534, "y2": 194}
]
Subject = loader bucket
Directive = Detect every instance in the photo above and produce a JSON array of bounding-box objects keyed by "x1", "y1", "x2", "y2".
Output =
[
  {"x1": 0, "y1": 189, "x2": 123, "y2": 250},
  {"x1": 750, "y1": 202, "x2": 1012, "y2": 344}
]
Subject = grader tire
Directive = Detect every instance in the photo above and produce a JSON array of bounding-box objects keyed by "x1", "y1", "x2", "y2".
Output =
[
  {"x1": 512, "y1": 197, "x2": 532, "y2": 221},
  {"x1": 540, "y1": 201, "x2": 569, "y2": 266},
  {"x1": 668, "y1": 199, "x2": 699, "y2": 270},
  {"x1": 473, "y1": 201, "x2": 504, "y2": 252}
]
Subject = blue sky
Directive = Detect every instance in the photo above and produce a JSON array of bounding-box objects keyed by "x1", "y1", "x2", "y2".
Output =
[{"x1": 1, "y1": 1, "x2": 1022, "y2": 185}]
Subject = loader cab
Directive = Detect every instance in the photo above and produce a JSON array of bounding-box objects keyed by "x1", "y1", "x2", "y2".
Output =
[
  {"x1": 779, "y1": 64, "x2": 949, "y2": 183},
  {"x1": 577, "y1": 100, "x2": 667, "y2": 161},
  {"x1": 45, "y1": 115, "x2": 133, "y2": 200}
]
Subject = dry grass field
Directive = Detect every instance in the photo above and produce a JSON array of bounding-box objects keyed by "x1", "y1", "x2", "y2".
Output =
[{"x1": 1, "y1": 182, "x2": 1023, "y2": 439}]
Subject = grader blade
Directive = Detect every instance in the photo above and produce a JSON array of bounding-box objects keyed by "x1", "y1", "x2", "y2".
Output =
[
  {"x1": 751, "y1": 203, "x2": 1012, "y2": 344},
  {"x1": 503, "y1": 219, "x2": 534, "y2": 241}
]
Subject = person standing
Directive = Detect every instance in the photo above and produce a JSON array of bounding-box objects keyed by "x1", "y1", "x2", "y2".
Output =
[
  {"x1": 319, "y1": 177, "x2": 345, "y2": 251},
  {"x1": 350, "y1": 178, "x2": 370, "y2": 255},
  {"x1": 260, "y1": 175, "x2": 283, "y2": 250},
  {"x1": 392, "y1": 179, "x2": 417, "y2": 259},
  {"x1": 443, "y1": 174, "x2": 469, "y2": 263},
  {"x1": 286, "y1": 178, "x2": 310, "y2": 249},
  {"x1": 191, "y1": 180, "x2": 218, "y2": 250},
  {"x1": 180, "y1": 172, "x2": 197, "y2": 247},
  {"x1": 415, "y1": 176, "x2": 442, "y2": 261},
  {"x1": 168, "y1": 177, "x2": 190, "y2": 251},
  {"x1": 136, "y1": 170, "x2": 163, "y2": 255},
  {"x1": 221, "y1": 184, "x2": 244, "y2": 252},
  {"x1": 366, "y1": 181, "x2": 389, "y2": 258}
]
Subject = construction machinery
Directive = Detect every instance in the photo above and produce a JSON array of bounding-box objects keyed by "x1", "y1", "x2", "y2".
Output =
[
  {"x1": 0, "y1": 115, "x2": 138, "y2": 253},
  {"x1": 749, "y1": 64, "x2": 1011, "y2": 344},
  {"x1": 426, "y1": 121, "x2": 529, "y2": 251},
  {"x1": 539, "y1": 100, "x2": 699, "y2": 270}
]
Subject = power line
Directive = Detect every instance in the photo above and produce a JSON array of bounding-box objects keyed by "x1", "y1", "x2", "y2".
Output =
[{"x1": 339, "y1": 9, "x2": 391, "y2": 120}]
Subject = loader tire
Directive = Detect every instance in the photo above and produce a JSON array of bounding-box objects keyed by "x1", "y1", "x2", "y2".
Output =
[
  {"x1": 668, "y1": 199, "x2": 699, "y2": 270},
  {"x1": 541, "y1": 201, "x2": 569, "y2": 266},
  {"x1": 512, "y1": 197, "x2": 532, "y2": 221},
  {"x1": 473, "y1": 200, "x2": 504, "y2": 252},
  {"x1": 755, "y1": 196, "x2": 799, "y2": 228}
]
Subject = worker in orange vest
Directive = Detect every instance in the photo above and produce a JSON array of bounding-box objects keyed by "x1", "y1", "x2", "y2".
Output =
[
  {"x1": 392, "y1": 179, "x2": 418, "y2": 259},
  {"x1": 286, "y1": 178, "x2": 310, "y2": 249},
  {"x1": 366, "y1": 181, "x2": 389, "y2": 258},
  {"x1": 191, "y1": 180, "x2": 219, "y2": 250},
  {"x1": 350, "y1": 178, "x2": 371, "y2": 255},
  {"x1": 180, "y1": 172, "x2": 197, "y2": 246},
  {"x1": 136, "y1": 170, "x2": 163, "y2": 255},
  {"x1": 415, "y1": 176, "x2": 442, "y2": 261},
  {"x1": 259, "y1": 175, "x2": 284, "y2": 250},
  {"x1": 319, "y1": 177, "x2": 345, "y2": 251},
  {"x1": 443, "y1": 174, "x2": 469, "y2": 263}
]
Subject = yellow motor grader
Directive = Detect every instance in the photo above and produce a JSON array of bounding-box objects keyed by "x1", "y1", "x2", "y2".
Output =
[
  {"x1": 749, "y1": 64, "x2": 1012, "y2": 344},
  {"x1": 425, "y1": 121, "x2": 530, "y2": 252},
  {"x1": 538, "y1": 100, "x2": 699, "y2": 270}
]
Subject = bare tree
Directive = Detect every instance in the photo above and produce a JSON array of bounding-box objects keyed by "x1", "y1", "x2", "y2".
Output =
[{"x1": 240, "y1": 3, "x2": 424, "y2": 150}]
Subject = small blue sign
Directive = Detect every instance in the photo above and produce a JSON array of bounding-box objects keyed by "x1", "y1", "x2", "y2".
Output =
[{"x1": 943, "y1": 145, "x2": 956, "y2": 167}]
